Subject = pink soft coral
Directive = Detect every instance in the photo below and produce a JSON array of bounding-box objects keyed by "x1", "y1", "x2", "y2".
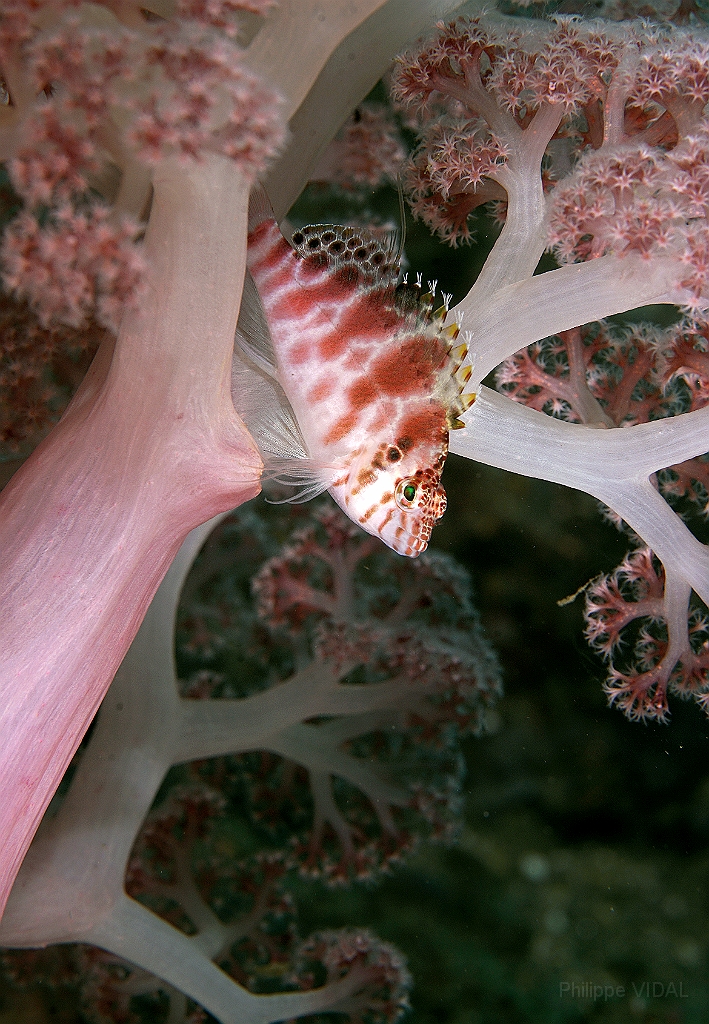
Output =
[
  {"x1": 0, "y1": 0, "x2": 281, "y2": 921},
  {"x1": 0, "y1": 0, "x2": 467, "y2": 937},
  {"x1": 391, "y1": 12, "x2": 709, "y2": 728}
]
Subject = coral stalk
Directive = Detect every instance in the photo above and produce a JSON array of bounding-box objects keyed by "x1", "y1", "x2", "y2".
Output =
[
  {"x1": 0, "y1": 156, "x2": 261, "y2": 920},
  {"x1": 450, "y1": 387, "x2": 709, "y2": 606}
]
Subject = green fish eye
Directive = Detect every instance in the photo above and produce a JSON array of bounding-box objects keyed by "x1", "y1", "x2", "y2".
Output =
[{"x1": 395, "y1": 479, "x2": 419, "y2": 511}]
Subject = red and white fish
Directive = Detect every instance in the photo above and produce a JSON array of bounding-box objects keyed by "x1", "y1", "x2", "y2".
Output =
[{"x1": 232, "y1": 187, "x2": 474, "y2": 557}]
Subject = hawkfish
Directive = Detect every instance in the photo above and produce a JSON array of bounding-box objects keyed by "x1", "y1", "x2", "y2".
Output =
[{"x1": 231, "y1": 186, "x2": 474, "y2": 557}]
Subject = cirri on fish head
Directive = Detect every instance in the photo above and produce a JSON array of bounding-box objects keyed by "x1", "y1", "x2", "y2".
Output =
[{"x1": 231, "y1": 185, "x2": 475, "y2": 557}]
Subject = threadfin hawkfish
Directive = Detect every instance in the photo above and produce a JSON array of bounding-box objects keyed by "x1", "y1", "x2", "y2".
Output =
[{"x1": 232, "y1": 186, "x2": 475, "y2": 557}]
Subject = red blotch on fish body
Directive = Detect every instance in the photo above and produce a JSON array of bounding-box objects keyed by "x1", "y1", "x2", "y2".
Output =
[
  {"x1": 398, "y1": 405, "x2": 447, "y2": 449},
  {"x1": 371, "y1": 337, "x2": 437, "y2": 397},
  {"x1": 297, "y1": 256, "x2": 335, "y2": 284},
  {"x1": 288, "y1": 340, "x2": 313, "y2": 365},
  {"x1": 284, "y1": 277, "x2": 338, "y2": 319},
  {"x1": 271, "y1": 288, "x2": 331, "y2": 328},
  {"x1": 348, "y1": 376, "x2": 377, "y2": 408},
  {"x1": 355, "y1": 467, "x2": 377, "y2": 492},
  {"x1": 359, "y1": 503, "x2": 378, "y2": 523},
  {"x1": 378, "y1": 508, "x2": 395, "y2": 534},
  {"x1": 336, "y1": 289, "x2": 400, "y2": 344},
  {"x1": 318, "y1": 329, "x2": 350, "y2": 360},
  {"x1": 324, "y1": 410, "x2": 360, "y2": 446},
  {"x1": 247, "y1": 221, "x2": 273, "y2": 248},
  {"x1": 296, "y1": 262, "x2": 357, "y2": 304},
  {"x1": 309, "y1": 378, "x2": 334, "y2": 403},
  {"x1": 258, "y1": 262, "x2": 299, "y2": 299},
  {"x1": 248, "y1": 228, "x2": 293, "y2": 275}
]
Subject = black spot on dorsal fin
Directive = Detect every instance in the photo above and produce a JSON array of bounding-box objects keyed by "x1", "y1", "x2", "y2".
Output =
[{"x1": 290, "y1": 224, "x2": 401, "y2": 286}]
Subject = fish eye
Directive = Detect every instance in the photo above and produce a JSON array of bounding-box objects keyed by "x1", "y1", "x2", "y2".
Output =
[{"x1": 395, "y1": 479, "x2": 418, "y2": 511}]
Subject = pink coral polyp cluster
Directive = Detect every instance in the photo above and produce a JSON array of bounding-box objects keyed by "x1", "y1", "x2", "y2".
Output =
[
  {"x1": 128, "y1": 22, "x2": 284, "y2": 168},
  {"x1": 176, "y1": 0, "x2": 277, "y2": 36},
  {"x1": 392, "y1": 12, "x2": 709, "y2": 725},
  {"x1": 549, "y1": 128, "x2": 709, "y2": 312},
  {"x1": 496, "y1": 314, "x2": 709, "y2": 721},
  {"x1": 295, "y1": 929, "x2": 411, "y2": 1024},
  {"x1": 392, "y1": 13, "x2": 709, "y2": 287},
  {"x1": 3, "y1": 207, "x2": 145, "y2": 331},
  {"x1": 585, "y1": 547, "x2": 709, "y2": 721},
  {"x1": 310, "y1": 102, "x2": 407, "y2": 192},
  {"x1": 391, "y1": 17, "x2": 631, "y2": 244},
  {"x1": 181, "y1": 504, "x2": 501, "y2": 886},
  {"x1": 1, "y1": 2, "x2": 285, "y2": 330}
]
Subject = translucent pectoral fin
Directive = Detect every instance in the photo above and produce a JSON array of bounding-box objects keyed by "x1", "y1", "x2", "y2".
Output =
[
  {"x1": 231, "y1": 352, "x2": 337, "y2": 503},
  {"x1": 262, "y1": 458, "x2": 336, "y2": 504},
  {"x1": 232, "y1": 348, "x2": 306, "y2": 457},
  {"x1": 235, "y1": 272, "x2": 279, "y2": 379}
]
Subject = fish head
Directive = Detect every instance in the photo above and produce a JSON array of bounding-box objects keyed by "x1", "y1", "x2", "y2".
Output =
[{"x1": 332, "y1": 432, "x2": 449, "y2": 557}]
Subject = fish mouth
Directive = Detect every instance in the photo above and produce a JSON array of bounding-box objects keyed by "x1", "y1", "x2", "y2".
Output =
[
  {"x1": 407, "y1": 535, "x2": 430, "y2": 556},
  {"x1": 390, "y1": 527, "x2": 432, "y2": 558}
]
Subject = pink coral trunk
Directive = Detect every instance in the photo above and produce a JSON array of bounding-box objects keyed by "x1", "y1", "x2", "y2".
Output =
[{"x1": 0, "y1": 156, "x2": 262, "y2": 920}]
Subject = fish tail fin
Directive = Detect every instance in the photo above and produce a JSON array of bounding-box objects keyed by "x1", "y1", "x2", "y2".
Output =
[{"x1": 249, "y1": 182, "x2": 277, "y2": 232}]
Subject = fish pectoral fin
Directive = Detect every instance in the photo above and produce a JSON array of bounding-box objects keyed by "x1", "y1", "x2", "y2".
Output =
[
  {"x1": 232, "y1": 350, "x2": 309, "y2": 460},
  {"x1": 232, "y1": 351, "x2": 335, "y2": 507},
  {"x1": 248, "y1": 183, "x2": 277, "y2": 232},
  {"x1": 235, "y1": 271, "x2": 279, "y2": 379},
  {"x1": 262, "y1": 456, "x2": 336, "y2": 504}
]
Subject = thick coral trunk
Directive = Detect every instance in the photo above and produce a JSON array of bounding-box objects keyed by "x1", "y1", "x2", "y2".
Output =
[{"x1": 0, "y1": 156, "x2": 262, "y2": 920}]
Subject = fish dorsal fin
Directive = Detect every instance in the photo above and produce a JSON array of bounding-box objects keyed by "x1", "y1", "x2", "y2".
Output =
[
  {"x1": 290, "y1": 224, "x2": 401, "y2": 287},
  {"x1": 231, "y1": 350, "x2": 335, "y2": 505},
  {"x1": 235, "y1": 271, "x2": 278, "y2": 378}
]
